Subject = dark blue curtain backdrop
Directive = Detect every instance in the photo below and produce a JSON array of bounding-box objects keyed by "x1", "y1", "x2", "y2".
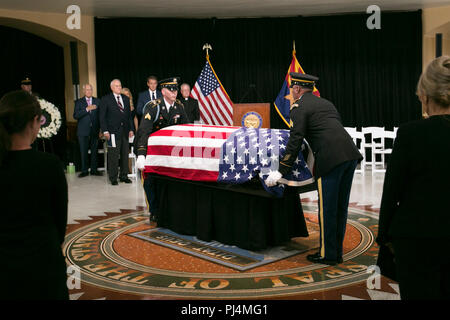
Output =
[
  {"x1": 0, "y1": 25, "x2": 67, "y2": 161},
  {"x1": 94, "y1": 11, "x2": 422, "y2": 129}
]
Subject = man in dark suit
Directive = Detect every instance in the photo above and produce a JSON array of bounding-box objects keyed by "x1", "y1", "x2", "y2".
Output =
[
  {"x1": 73, "y1": 84, "x2": 102, "y2": 177},
  {"x1": 265, "y1": 72, "x2": 363, "y2": 266},
  {"x1": 100, "y1": 79, "x2": 134, "y2": 185},
  {"x1": 136, "y1": 75, "x2": 162, "y2": 116},
  {"x1": 180, "y1": 83, "x2": 200, "y2": 123}
]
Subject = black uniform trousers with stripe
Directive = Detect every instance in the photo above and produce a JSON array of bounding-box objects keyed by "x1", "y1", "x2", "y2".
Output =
[{"x1": 316, "y1": 159, "x2": 358, "y2": 261}]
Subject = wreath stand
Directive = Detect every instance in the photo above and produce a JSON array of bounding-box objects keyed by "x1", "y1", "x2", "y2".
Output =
[{"x1": 38, "y1": 138, "x2": 55, "y2": 154}]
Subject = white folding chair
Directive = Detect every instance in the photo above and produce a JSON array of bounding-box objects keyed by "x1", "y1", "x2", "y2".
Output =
[
  {"x1": 394, "y1": 127, "x2": 399, "y2": 135},
  {"x1": 344, "y1": 127, "x2": 357, "y2": 136},
  {"x1": 371, "y1": 128, "x2": 396, "y2": 175},
  {"x1": 345, "y1": 127, "x2": 366, "y2": 175},
  {"x1": 362, "y1": 127, "x2": 384, "y2": 174}
]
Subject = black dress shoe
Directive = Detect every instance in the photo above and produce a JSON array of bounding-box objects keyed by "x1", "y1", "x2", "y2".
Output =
[
  {"x1": 306, "y1": 254, "x2": 338, "y2": 266},
  {"x1": 90, "y1": 171, "x2": 103, "y2": 176},
  {"x1": 120, "y1": 178, "x2": 132, "y2": 183},
  {"x1": 111, "y1": 180, "x2": 118, "y2": 185},
  {"x1": 78, "y1": 172, "x2": 89, "y2": 178},
  {"x1": 308, "y1": 252, "x2": 343, "y2": 264},
  {"x1": 309, "y1": 252, "x2": 322, "y2": 259}
]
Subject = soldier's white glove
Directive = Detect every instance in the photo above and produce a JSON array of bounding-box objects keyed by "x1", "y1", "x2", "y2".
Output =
[
  {"x1": 265, "y1": 171, "x2": 282, "y2": 187},
  {"x1": 136, "y1": 155, "x2": 146, "y2": 171}
]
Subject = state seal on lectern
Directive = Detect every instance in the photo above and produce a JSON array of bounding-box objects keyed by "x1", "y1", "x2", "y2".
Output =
[{"x1": 241, "y1": 111, "x2": 263, "y2": 129}]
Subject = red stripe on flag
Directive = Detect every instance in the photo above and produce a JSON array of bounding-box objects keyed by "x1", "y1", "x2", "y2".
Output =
[
  {"x1": 204, "y1": 94, "x2": 223, "y2": 125},
  {"x1": 214, "y1": 89, "x2": 233, "y2": 124},
  {"x1": 150, "y1": 129, "x2": 232, "y2": 140},
  {"x1": 193, "y1": 86, "x2": 214, "y2": 124},
  {"x1": 146, "y1": 145, "x2": 221, "y2": 159},
  {"x1": 217, "y1": 86, "x2": 233, "y2": 107},
  {"x1": 290, "y1": 57, "x2": 296, "y2": 73},
  {"x1": 207, "y1": 94, "x2": 228, "y2": 126},
  {"x1": 182, "y1": 124, "x2": 239, "y2": 130}
]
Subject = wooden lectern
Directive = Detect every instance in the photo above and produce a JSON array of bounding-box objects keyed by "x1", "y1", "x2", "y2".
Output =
[{"x1": 232, "y1": 103, "x2": 270, "y2": 128}]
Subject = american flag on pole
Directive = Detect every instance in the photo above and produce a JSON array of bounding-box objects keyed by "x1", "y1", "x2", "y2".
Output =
[
  {"x1": 191, "y1": 57, "x2": 233, "y2": 126},
  {"x1": 143, "y1": 124, "x2": 314, "y2": 197}
]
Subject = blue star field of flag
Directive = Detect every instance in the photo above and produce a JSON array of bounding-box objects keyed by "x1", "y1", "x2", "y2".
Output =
[
  {"x1": 198, "y1": 62, "x2": 220, "y2": 96},
  {"x1": 217, "y1": 127, "x2": 313, "y2": 197}
]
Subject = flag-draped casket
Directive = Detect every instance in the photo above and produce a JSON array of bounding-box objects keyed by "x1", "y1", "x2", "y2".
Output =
[{"x1": 143, "y1": 124, "x2": 315, "y2": 197}]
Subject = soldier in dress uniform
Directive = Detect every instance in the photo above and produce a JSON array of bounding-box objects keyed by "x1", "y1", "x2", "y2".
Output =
[
  {"x1": 265, "y1": 72, "x2": 363, "y2": 266},
  {"x1": 20, "y1": 77, "x2": 39, "y2": 98},
  {"x1": 135, "y1": 77, "x2": 189, "y2": 222}
]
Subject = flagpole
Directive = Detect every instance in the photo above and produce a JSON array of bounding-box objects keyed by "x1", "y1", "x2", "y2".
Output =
[
  {"x1": 202, "y1": 43, "x2": 232, "y2": 101},
  {"x1": 203, "y1": 43, "x2": 212, "y2": 61},
  {"x1": 293, "y1": 40, "x2": 296, "y2": 55}
]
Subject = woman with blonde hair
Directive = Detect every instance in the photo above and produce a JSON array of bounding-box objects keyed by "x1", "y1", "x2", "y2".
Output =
[
  {"x1": 377, "y1": 55, "x2": 450, "y2": 300},
  {"x1": 121, "y1": 87, "x2": 138, "y2": 131}
]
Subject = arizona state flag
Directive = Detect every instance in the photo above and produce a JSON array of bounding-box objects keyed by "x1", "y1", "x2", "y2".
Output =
[{"x1": 274, "y1": 48, "x2": 320, "y2": 128}]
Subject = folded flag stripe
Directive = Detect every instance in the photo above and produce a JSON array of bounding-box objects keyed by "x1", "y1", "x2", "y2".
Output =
[
  {"x1": 145, "y1": 124, "x2": 236, "y2": 181},
  {"x1": 146, "y1": 146, "x2": 222, "y2": 159},
  {"x1": 144, "y1": 124, "x2": 314, "y2": 196}
]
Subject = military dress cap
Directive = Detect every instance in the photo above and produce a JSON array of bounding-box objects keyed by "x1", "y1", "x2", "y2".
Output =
[
  {"x1": 21, "y1": 77, "x2": 32, "y2": 85},
  {"x1": 159, "y1": 77, "x2": 180, "y2": 91},
  {"x1": 289, "y1": 72, "x2": 318, "y2": 88}
]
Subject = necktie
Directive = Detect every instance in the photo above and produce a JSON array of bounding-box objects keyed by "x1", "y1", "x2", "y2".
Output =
[
  {"x1": 152, "y1": 92, "x2": 155, "y2": 100},
  {"x1": 116, "y1": 95, "x2": 124, "y2": 113}
]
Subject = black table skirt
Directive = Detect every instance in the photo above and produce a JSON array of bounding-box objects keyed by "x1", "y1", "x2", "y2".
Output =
[{"x1": 152, "y1": 175, "x2": 315, "y2": 251}]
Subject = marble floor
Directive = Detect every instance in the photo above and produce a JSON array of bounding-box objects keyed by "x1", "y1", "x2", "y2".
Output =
[
  {"x1": 65, "y1": 170, "x2": 396, "y2": 300},
  {"x1": 67, "y1": 170, "x2": 385, "y2": 224},
  {"x1": 67, "y1": 173, "x2": 147, "y2": 225}
]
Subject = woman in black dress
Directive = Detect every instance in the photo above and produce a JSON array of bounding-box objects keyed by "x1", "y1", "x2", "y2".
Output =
[
  {"x1": 0, "y1": 90, "x2": 68, "y2": 300},
  {"x1": 377, "y1": 56, "x2": 450, "y2": 299}
]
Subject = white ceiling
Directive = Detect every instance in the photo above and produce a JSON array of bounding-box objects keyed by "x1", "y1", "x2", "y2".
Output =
[{"x1": 1, "y1": 0, "x2": 450, "y2": 18}]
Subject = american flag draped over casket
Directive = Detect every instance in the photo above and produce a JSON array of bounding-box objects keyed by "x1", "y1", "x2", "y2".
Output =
[{"x1": 143, "y1": 124, "x2": 315, "y2": 197}]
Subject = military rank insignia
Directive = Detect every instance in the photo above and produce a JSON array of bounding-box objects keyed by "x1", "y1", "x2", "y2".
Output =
[{"x1": 290, "y1": 103, "x2": 299, "y2": 110}]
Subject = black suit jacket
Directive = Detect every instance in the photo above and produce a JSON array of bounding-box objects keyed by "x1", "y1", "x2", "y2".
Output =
[
  {"x1": 73, "y1": 96, "x2": 101, "y2": 136},
  {"x1": 99, "y1": 93, "x2": 134, "y2": 137},
  {"x1": 180, "y1": 97, "x2": 200, "y2": 123},
  {"x1": 377, "y1": 115, "x2": 450, "y2": 243},
  {"x1": 136, "y1": 89, "x2": 163, "y2": 115},
  {"x1": 279, "y1": 92, "x2": 362, "y2": 178}
]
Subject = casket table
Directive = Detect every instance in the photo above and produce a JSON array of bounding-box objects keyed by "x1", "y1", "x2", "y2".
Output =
[{"x1": 143, "y1": 124, "x2": 316, "y2": 251}]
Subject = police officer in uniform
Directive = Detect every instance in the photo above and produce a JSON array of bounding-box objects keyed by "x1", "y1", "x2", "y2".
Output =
[
  {"x1": 265, "y1": 72, "x2": 363, "y2": 265},
  {"x1": 135, "y1": 77, "x2": 189, "y2": 222}
]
